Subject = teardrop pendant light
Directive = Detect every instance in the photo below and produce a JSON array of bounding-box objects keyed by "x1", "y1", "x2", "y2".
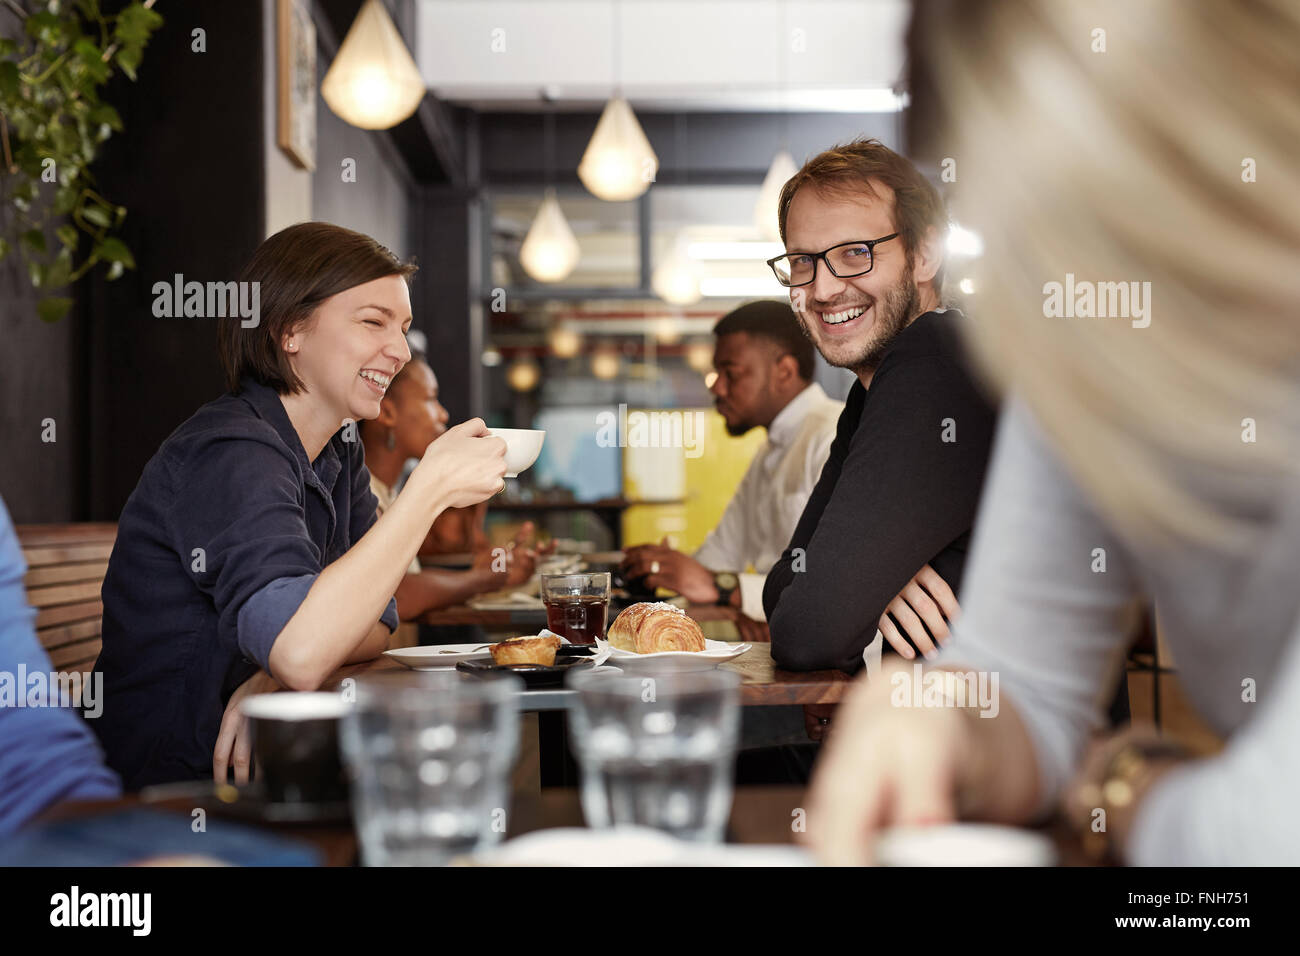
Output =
[
  {"x1": 578, "y1": 96, "x2": 658, "y2": 201},
  {"x1": 519, "y1": 189, "x2": 581, "y2": 283},
  {"x1": 321, "y1": 0, "x2": 426, "y2": 130}
]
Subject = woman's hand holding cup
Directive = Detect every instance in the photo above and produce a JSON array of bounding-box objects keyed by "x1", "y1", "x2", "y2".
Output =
[{"x1": 410, "y1": 418, "x2": 507, "y2": 513}]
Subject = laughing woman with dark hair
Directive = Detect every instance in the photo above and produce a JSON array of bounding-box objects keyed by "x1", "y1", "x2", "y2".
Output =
[{"x1": 92, "y1": 222, "x2": 508, "y2": 790}]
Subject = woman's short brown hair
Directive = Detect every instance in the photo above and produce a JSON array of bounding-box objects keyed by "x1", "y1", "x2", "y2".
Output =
[
  {"x1": 217, "y1": 222, "x2": 417, "y2": 394},
  {"x1": 777, "y1": 137, "x2": 948, "y2": 291}
]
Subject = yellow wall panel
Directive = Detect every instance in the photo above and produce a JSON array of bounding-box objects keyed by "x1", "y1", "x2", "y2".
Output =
[{"x1": 622, "y1": 408, "x2": 766, "y2": 555}]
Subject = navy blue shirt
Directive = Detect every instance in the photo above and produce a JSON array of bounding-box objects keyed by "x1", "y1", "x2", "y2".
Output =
[{"x1": 93, "y1": 378, "x2": 398, "y2": 789}]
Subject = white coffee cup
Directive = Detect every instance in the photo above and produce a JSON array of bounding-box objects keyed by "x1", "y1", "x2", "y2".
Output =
[{"x1": 487, "y1": 428, "x2": 545, "y2": 478}]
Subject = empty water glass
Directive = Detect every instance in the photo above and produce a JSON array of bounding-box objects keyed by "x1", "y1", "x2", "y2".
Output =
[
  {"x1": 566, "y1": 668, "x2": 741, "y2": 843},
  {"x1": 339, "y1": 671, "x2": 522, "y2": 866}
]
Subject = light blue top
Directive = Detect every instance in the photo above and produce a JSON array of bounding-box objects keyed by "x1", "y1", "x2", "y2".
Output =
[
  {"x1": 935, "y1": 401, "x2": 1299, "y2": 864},
  {"x1": 0, "y1": 498, "x2": 121, "y2": 836}
]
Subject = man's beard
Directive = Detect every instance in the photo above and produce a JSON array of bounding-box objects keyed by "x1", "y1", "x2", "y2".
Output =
[{"x1": 798, "y1": 262, "x2": 920, "y2": 375}]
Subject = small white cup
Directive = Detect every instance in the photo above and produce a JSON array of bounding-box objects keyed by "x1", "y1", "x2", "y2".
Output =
[
  {"x1": 875, "y1": 824, "x2": 1056, "y2": 866},
  {"x1": 487, "y1": 427, "x2": 545, "y2": 478}
]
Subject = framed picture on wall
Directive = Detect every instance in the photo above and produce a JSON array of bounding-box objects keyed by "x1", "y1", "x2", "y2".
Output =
[{"x1": 278, "y1": 0, "x2": 316, "y2": 170}]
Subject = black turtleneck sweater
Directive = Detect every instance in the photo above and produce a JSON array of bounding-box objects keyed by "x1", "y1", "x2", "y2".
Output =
[{"x1": 763, "y1": 310, "x2": 997, "y2": 673}]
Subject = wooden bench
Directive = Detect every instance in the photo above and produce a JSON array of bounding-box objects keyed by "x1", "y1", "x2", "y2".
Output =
[{"x1": 16, "y1": 523, "x2": 116, "y2": 676}]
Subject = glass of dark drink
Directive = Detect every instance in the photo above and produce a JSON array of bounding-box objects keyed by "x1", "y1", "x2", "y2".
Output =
[{"x1": 541, "y1": 572, "x2": 611, "y2": 646}]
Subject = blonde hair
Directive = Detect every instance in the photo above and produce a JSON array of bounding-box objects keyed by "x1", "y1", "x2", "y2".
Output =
[{"x1": 918, "y1": 0, "x2": 1300, "y2": 549}]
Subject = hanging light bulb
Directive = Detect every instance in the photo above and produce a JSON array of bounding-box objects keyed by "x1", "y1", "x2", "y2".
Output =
[
  {"x1": 577, "y1": 97, "x2": 658, "y2": 201},
  {"x1": 506, "y1": 356, "x2": 541, "y2": 392},
  {"x1": 519, "y1": 189, "x2": 581, "y2": 283},
  {"x1": 590, "y1": 347, "x2": 621, "y2": 381},
  {"x1": 652, "y1": 234, "x2": 702, "y2": 306},
  {"x1": 652, "y1": 316, "x2": 682, "y2": 345},
  {"x1": 321, "y1": 0, "x2": 426, "y2": 130},
  {"x1": 548, "y1": 324, "x2": 582, "y2": 358},
  {"x1": 685, "y1": 340, "x2": 714, "y2": 373},
  {"x1": 753, "y1": 149, "x2": 798, "y2": 241}
]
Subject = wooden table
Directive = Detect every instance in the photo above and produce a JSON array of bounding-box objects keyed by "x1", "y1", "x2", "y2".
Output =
[
  {"x1": 325, "y1": 642, "x2": 851, "y2": 707},
  {"x1": 326, "y1": 629, "x2": 851, "y2": 788}
]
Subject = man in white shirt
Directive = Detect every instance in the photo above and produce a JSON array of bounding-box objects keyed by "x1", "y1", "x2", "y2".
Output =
[{"x1": 621, "y1": 300, "x2": 843, "y2": 623}]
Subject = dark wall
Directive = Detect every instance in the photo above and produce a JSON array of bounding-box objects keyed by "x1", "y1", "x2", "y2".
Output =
[
  {"x1": 0, "y1": 207, "x2": 85, "y2": 523},
  {"x1": 80, "y1": 2, "x2": 265, "y2": 520},
  {"x1": 411, "y1": 185, "x2": 481, "y2": 422}
]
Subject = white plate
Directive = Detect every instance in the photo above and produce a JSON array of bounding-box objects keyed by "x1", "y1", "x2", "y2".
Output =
[
  {"x1": 466, "y1": 592, "x2": 546, "y2": 612},
  {"x1": 594, "y1": 637, "x2": 752, "y2": 672},
  {"x1": 383, "y1": 643, "x2": 494, "y2": 669}
]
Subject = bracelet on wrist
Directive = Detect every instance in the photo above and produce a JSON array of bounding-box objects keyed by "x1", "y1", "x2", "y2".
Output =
[{"x1": 1075, "y1": 736, "x2": 1189, "y2": 863}]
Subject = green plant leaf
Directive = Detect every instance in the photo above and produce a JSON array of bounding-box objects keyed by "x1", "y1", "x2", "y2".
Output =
[
  {"x1": 115, "y1": 2, "x2": 164, "y2": 44},
  {"x1": 97, "y1": 236, "x2": 135, "y2": 268},
  {"x1": 56, "y1": 224, "x2": 79, "y2": 248},
  {"x1": 0, "y1": 61, "x2": 19, "y2": 98},
  {"x1": 54, "y1": 186, "x2": 80, "y2": 215},
  {"x1": 74, "y1": 37, "x2": 102, "y2": 61},
  {"x1": 81, "y1": 204, "x2": 111, "y2": 228},
  {"x1": 38, "y1": 297, "x2": 74, "y2": 324},
  {"x1": 115, "y1": 46, "x2": 139, "y2": 81},
  {"x1": 0, "y1": 238, "x2": 9, "y2": 261},
  {"x1": 45, "y1": 249, "x2": 73, "y2": 289},
  {"x1": 73, "y1": 38, "x2": 111, "y2": 84},
  {"x1": 21, "y1": 228, "x2": 47, "y2": 254},
  {"x1": 88, "y1": 103, "x2": 123, "y2": 131}
]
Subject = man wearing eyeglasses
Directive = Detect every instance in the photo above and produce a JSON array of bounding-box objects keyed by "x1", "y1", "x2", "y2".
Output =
[{"x1": 762, "y1": 138, "x2": 997, "y2": 683}]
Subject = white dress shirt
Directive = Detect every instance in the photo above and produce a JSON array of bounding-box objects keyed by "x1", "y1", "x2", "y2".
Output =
[{"x1": 693, "y1": 383, "x2": 843, "y2": 619}]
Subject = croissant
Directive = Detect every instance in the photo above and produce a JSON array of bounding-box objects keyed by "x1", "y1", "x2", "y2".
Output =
[{"x1": 608, "y1": 602, "x2": 706, "y2": 654}]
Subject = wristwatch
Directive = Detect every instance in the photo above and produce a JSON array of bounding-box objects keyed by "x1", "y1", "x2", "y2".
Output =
[{"x1": 713, "y1": 571, "x2": 739, "y2": 606}]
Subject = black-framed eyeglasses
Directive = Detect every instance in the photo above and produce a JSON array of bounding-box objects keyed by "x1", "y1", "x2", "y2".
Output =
[{"x1": 766, "y1": 234, "x2": 899, "y2": 287}]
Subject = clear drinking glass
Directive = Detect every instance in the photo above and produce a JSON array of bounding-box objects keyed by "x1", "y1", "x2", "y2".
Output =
[
  {"x1": 541, "y1": 571, "x2": 611, "y2": 645},
  {"x1": 566, "y1": 668, "x2": 741, "y2": 843},
  {"x1": 339, "y1": 671, "x2": 522, "y2": 866}
]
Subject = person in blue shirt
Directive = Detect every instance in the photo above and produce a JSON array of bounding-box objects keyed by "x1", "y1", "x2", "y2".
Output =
[
  {"x1": 91, "y1": 222, "x2": 508, "y2": 790},
  {"x1": 0, "y1": 497, "x2": 121, "y2": 835}
]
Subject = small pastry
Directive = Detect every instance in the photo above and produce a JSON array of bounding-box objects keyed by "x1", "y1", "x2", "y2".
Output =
[{"x1": 490, "y1": 634, "x2": 562, "y2": 666}]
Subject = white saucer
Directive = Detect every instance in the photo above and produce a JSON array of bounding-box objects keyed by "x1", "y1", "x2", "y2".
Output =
[{"x1": 383, "y1": 643, "x2": 493, "y2": 669}]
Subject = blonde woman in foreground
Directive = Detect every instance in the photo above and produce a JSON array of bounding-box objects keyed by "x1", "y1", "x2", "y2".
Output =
[{"x1": 807, "y1": 0, "x2": 1300, "y2": 865}]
